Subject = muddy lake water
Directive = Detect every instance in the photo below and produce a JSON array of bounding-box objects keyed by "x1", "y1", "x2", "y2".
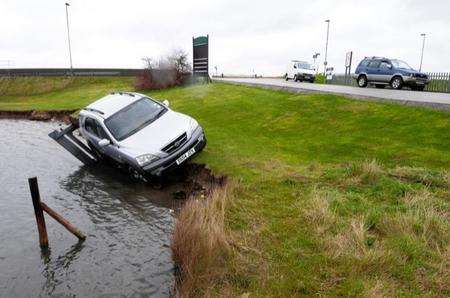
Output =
[{"x1": 0, "y1": 120, "x2": 183, "y2": 297}]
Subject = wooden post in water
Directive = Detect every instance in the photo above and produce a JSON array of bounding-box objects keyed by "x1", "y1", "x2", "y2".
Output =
[
  {"x1": 28, "y1": 177, "x2": 49, "y2": 249},
  {"x1": 40, "y1": 202, "x2": 86, "y2": 241},
  {"x1": 28, "y1": 177, "x2": 86, "y2": 248}
]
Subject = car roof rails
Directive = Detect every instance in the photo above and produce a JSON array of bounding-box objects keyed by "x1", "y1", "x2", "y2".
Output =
[
  {"x1": 83, "y1": 107, "x2": 105, "y2": 115},
  {"x1": 110, "y1": 91, "x2": 135, "y2": 97},
  {"x1": 366, "y1": 56, "x2": 387, "y2": 60}
]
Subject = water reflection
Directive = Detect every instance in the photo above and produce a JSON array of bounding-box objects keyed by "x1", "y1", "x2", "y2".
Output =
[
  {"x1": 0, "y1": 120, "x2": 176, "y2": 297},
  {"x1": 62, "y1": 164, "x2": 184, "y2": 211},
  {"x1": 40, "y1": 241, "x2": 85, "y2": 294}
]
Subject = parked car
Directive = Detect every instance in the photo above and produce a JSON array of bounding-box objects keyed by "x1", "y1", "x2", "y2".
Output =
[
  {"x1": 285, "y1": 60, "x2": 316, "y2": 83},
  {"x1": 353, "y1": 57, "x2": 430, "y2": 90},
  {"x1": 78, "y1": 92, "x2": 206, "y2": 182}
]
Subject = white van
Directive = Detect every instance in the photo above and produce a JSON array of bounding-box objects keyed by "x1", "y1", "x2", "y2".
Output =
[{"x1": 285, "y1": 60, "x2": 316, "y2": 83}]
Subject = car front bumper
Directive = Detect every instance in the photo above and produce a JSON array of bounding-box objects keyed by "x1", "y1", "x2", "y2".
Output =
[
  {"x1": 141, "y1": 126, "x2": 207, "y2": 177},
  {"x1": 403, "y1": 76, "x2": 430, "y2": 86},
  {"x1": 297, "y1": 73, "x2": 315, "y2": 80}
]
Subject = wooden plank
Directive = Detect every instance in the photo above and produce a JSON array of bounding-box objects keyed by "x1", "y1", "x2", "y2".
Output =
[
  {"x1": 28, "y1": 177, "x2": 49, "y2": 249},
  {"x1": 40, "y1": 202, "x2": 86, "y2": 241}
]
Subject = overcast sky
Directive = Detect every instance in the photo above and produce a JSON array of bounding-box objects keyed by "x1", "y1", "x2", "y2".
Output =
[{"x1": 1, "y1": 0, "x2": 449, "y2": 75}]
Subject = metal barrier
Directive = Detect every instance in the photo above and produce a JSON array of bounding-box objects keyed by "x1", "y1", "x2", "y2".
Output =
[{"x1": 327, "y1": 73, "x2": 450, "y2": 93}]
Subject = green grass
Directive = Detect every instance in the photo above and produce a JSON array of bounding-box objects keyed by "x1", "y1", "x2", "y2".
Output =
[
  {"x1": 149, "y1": 84, "x2": 449, "y2": 296},
  {"x1": 0, "y1": 79, "x2": 448, "y2": 296},
  {"x1": 0, "y1": 76, "x2": 134, "y2": 111}
]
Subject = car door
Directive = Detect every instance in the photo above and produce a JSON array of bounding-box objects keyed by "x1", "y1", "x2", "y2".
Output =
[
  {"x1": 84, "y1": 117, "x2": 103, "y2": 150},
  {"x1": 366, "y1": 59, "x2": 381, "y2": 81},
  {"x1": 94, "y1": 121, "x2": 125, "y2": 164},
  {"x1": 290, "y1": 63, "x2": 297, "y2": 78},
  {"x1": 84, "y1": 118, "x2": 113, "y2": 154},
  {"x1": 378, "y1": 61, "x2": 394, "y2": 83}
]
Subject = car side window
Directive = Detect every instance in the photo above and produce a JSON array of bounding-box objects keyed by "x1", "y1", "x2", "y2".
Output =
[
  {"x1": 84, "y1": 117, "x2": 109, "y2": 140},
  {"x1": 84, "y1": 118, "x2": 97, "y2": 136},
  {"x1": 95, "y1": 122, "x2": 109, "y2": 140},
  {"x1": 380, "y1": 61, "x2": 391, "y2": 69},
  {"x1": 368, "y1": 60, "x2": 381, "y2": 68}
]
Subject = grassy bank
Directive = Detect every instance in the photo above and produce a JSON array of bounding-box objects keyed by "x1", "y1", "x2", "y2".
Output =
[
  {"x1": 0, "y1": 79, "x2": 448, "y2": 296},
  {"x1": 0, "y1": 76, "x2": 134, "y2": 111},
  {"x1": 150, "y1": 84, "x2": 449, "y2": 297}
]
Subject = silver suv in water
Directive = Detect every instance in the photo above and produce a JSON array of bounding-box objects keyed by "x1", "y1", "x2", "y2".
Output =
[{"x1": 78, "y1": 92, "x2": 206, "y2": 181}]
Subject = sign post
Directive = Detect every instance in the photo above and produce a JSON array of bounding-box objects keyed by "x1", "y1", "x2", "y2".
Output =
[
  {"x1": 344, "y1": 51, "x2": 353, "y2": 84},
  {"x1": 193, "y1": 35, "x2": 210, "y2": 82}
]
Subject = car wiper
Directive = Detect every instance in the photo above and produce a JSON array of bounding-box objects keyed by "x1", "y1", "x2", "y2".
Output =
[{"x1": 155, "y1": 108, "x2": 166, "y2": 119}]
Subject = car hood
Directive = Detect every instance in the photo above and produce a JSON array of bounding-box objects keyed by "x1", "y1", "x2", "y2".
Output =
[
  {"x1": 117, "y1": 110, "x2": 194, "y2": 157},
  {"x1": 399, "y1": 69, "x2": 423, "y2": 75}
]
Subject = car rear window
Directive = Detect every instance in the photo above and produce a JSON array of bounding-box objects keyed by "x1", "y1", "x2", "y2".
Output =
[{"x1": 359, "y1": 59, "x2": 370, "y2": 67}]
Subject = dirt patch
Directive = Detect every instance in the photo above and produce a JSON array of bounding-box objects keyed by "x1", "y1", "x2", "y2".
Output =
[
  {"x1": 0, "y1": 110, "x2": 76, "y2": 122},
  {"x1": 162, "y1": 163, "x2": 226, "y2": 202}
]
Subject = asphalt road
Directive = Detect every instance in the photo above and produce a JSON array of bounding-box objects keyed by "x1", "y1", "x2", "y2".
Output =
[{"x1": 215, "y1": 77, "x2": 450, "y2": 109}]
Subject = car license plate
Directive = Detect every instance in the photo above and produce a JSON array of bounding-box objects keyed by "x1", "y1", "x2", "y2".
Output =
[
  {"x1": 416, "y1": 81, "x2": 424, "y2": 85},
  {"x1": 176, "y1": 148, "x2": 196, "y2": 165}
]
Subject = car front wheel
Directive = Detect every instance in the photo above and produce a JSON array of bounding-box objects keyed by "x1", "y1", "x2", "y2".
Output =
[
  {"x1": 293, "y1": 75, "x2": 298, "y2": 82},
  {"x1": 357, "y1": 75, "x2": 368, "y2": 88},
  {"x1": 390, "y1": 77, "x2": 403, "y2": 90}
]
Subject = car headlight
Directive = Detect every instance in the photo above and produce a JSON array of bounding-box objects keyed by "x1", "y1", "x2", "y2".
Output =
[
  {"x1": 189, "y1": 119, "x2": 199, "y2": 133},
  {"x1": 136, "y1": 154, "x2": 159, "y2": 166}
]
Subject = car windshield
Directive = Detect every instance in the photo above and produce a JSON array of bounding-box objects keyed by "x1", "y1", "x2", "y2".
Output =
[
  {"x1": 391, "y1": 59, "x2": 413, "y2": 70},
  {"x1": 104, "y1": 97, "x2": 166, "y2": 141},
  {"x1": 298, "y1": 62, "x2": 313, "y2": 70}
]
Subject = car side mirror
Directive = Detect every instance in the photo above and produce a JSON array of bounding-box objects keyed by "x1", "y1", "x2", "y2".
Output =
[
  {"x1": 388, "y1": 64, "x2": 393, "y2": 69},
  {"x1": 293, "y1": 65, "x2": 297, "y2": 69},
  {"x1": 162, "y1": 100, "x2": 170, "y2": 107},
  {"x1": 98, "y1": 139, "x2": 110, "y2": 147}
]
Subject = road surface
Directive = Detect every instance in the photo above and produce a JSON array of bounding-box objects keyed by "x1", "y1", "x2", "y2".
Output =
[{"x1": 214, "y1": 77, "x2": 450, "y2": 109}]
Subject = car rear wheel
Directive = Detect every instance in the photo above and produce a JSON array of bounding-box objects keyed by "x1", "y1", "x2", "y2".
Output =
[
  {"x1": 390, "y1": 76, "x2": 403, "y2": 90},
  {"x1": 357, "y1": 75, "x2": 368, "y2": 88},
  {"x1": 375, "y1": 84, "x2": 385, "y2": 89}
]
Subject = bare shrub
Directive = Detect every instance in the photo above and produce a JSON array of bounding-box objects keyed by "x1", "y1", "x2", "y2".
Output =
[
  {"x1": 171, "y1": 184, "x2": 232, "y2": 297},
  {"x1": 135, "y1": 49, "x2": 192, "y2": 91}
]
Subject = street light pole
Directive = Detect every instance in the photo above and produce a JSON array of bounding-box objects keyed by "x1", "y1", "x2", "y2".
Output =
[
  {"x1": 323, "y1": 19, "x2": 330, "y2": 75},
  {"x1": 65, "y1": 3, "x2": 73, "y2": 73},
  {"x1": 419, "y1": 33, "x2": 426, "y2": 72}
]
